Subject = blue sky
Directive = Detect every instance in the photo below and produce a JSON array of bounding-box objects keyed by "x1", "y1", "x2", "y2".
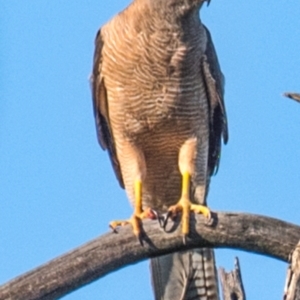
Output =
[{"x1": 1, "y1": 1, "x2": 300, "y2": 299}]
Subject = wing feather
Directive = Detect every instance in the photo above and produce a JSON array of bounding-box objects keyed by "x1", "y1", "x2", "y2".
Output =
[
  {"x1": 201, "y1": 25, "x2": 229, "y2": 176},
  {"x1": 91, "y1": 29, "x2": 124, "y2": 188}
]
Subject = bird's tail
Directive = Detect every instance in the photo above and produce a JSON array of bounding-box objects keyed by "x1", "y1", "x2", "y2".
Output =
[{"x1": 150, "y1": 248, "x2": 219, "y2": 300}]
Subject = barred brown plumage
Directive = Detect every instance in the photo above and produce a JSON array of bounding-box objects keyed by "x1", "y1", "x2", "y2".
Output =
[{"x1": 91, "y1": 0, "x2": 228, "y2": 299}]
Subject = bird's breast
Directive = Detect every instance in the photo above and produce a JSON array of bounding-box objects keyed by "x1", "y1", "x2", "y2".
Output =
[{"x1": 102, "y1": 27, "x2": 208, "y2": 138}]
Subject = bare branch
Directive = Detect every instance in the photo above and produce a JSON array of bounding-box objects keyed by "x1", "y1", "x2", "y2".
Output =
[
  {"x1": 284, "y1": 92, "x2": 300, "y2": 103},
  {"x1": 0, "y1": 211, "x2": 300, "y2": 300},
  {"x1": 219, "y1": 257, "x2": 246, "y2": 300}
]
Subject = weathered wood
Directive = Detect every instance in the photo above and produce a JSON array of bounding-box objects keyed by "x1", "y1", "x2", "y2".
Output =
[
  {"x1": 0, "y1": 211, "x2": 300, "y2": 300},
  {"x1": 284, "y1": 92, "x2": 300, "y2": 103},
  {"x1": 284, "y1": 241, "x2": 300, "y2": 300},
  {"x1": 219, "y1": 257, "x2": 246, "y2": 300}
]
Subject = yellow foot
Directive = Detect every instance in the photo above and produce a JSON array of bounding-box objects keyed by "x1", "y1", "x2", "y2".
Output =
[
  {"x1": 109, "y1": 207, "x2": 157, "y2": 238},
  {"x1": 166, "y1": 197, "x2": 211, "y2": 237}
]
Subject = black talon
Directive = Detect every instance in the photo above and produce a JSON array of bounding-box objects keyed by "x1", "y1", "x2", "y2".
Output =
[
  {"x1": 109, "y1": 225, "x2": 118, "y2": 234},
  {"x1": 149, "y1": 209, "x2": 165, "y2": 228},
  {"x1": 182, "y1": 234, "x2": 187, "y2": 245},
  {"x1": 163, "y1": 211, "x2": 173, "y2": 230},
  {"x1": 204, "y1": 212, "x2": 213, "y2": 226},
  {"x1": 151, "y1": 209, "x2": 159, "y2": 220},
  {"x1": 138, "y1": 233, "x2": 144, "y2": 246},
  {"x1": 157, "y1": 215, "x2": 164, "y2": 228}
]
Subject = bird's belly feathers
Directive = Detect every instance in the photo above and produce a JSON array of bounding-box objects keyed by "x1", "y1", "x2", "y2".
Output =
[
  {"x1": 102, "y1": 37, "x2": 209, "y2": 209},
  {"x1": 108, "y1": 78, "x2": 208, "y2": 139},
  {"x1": 106, "y1": 77, "x2": 209, "y2": 210}
]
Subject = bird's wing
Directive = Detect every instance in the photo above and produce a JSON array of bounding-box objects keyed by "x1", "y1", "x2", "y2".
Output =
[
  {"x1": 201, "y1": 25, "x2": 229, "y2": 176},
  {"x1": 91, "y1": 29, "x2": 124, "y2": 188}
]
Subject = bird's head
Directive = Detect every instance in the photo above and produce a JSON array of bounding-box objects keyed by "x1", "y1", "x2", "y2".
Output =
[{"x1": 145, "y1": 0, "x2": 211, "y2": 10}]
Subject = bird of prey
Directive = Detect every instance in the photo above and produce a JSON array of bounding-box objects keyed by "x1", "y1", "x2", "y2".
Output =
[{"x1": 91, "y1": 0, "x2": 228, "y2": 299}]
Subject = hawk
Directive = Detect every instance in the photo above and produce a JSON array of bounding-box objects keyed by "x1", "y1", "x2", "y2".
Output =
[{"x1": 91, "y1": 0, "x2": 228, "y2": 299}]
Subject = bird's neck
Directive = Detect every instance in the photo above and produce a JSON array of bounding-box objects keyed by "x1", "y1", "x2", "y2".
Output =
[
  {"x1": 127, "y1": 0, "x2": 203, "y2": 42},
  {"x1": 134, "y1": 0, "x2": 203, "y2": 19}
]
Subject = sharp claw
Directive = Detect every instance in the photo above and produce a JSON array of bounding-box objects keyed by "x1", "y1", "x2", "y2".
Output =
[
  {"x1": 205, "y1": 212, "x2": 213, "y2": 226},
  {"x1": 156, "y1": 213, "x2": 165, "y2": 228},
  {"x1": 182, "y1": 234, "x2": 187, "y2": 245},
  {"x1": 208, "y1": 212, "x2": 212, "y2": 222},
  {"x1": 150, "y1": 209, "x2": 159, "y2": 220},
  {"x1": 138, "y1": 232, "x2": 144, "y2": 246},
  {"x1": 109, "y1": 225, "x2": 118, "y2": 234},
  {"x1": 163, "y1": 211, "x2": 173, "y2": 230},
  {"x1": 109, "y1": 207, "x2": 157, "y2": 243}
]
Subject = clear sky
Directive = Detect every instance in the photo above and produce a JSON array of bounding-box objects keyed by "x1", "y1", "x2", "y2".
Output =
[{"x1": 1, "y1": 1, "x2": 300, "y2": 299}]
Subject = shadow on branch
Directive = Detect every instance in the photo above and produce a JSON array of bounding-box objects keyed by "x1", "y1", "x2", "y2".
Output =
[{"x1": 0, "y1": 211, "x2": 300, "y2": 300}]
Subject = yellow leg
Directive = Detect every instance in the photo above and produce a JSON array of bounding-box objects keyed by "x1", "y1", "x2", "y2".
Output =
[
  {"x1": 167, "y1": 171, "x2": 211, "y2": 237},
  {"x1": 134, "y1": 180, "x2": 142, "y2": 215},
  {"x1": 109, "y1": 179, "x2": 156, "y2": 238},
  {"x1": 132, "y1": 179, "x2": 143, "y2": 236},
  {"x1": 181, "y1": 171, "x2": 191, "y2": 235}
]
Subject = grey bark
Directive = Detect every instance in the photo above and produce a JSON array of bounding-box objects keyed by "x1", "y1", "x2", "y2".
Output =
[
  {"x1": 0, "y1": 211, "x2": 300, "y2": 300},
  {"x1": 219, "y1": 257, "x2": 246, "y2": 300},
  {"x1": 284, "y1": 241, "x2": 300, "y2": 300},
  {"x1": 284, "y1": 92, "x2": 300, "y2": 103}
]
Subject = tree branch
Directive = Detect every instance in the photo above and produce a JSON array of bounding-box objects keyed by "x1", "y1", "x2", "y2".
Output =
[
  {"x1": 1, "y1": 211, "x2": 300, "y2": 300},
  {"x1": 219, "y1": 257, "x2": 246, "y2": 300},
  {"x1": 284, "y1": 92, "x2": 300, "y2": 103}
]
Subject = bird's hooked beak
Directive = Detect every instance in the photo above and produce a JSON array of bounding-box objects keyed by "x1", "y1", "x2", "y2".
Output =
[{"x1": 206, "y1": 0, "x2": 211, "y2": 6}]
